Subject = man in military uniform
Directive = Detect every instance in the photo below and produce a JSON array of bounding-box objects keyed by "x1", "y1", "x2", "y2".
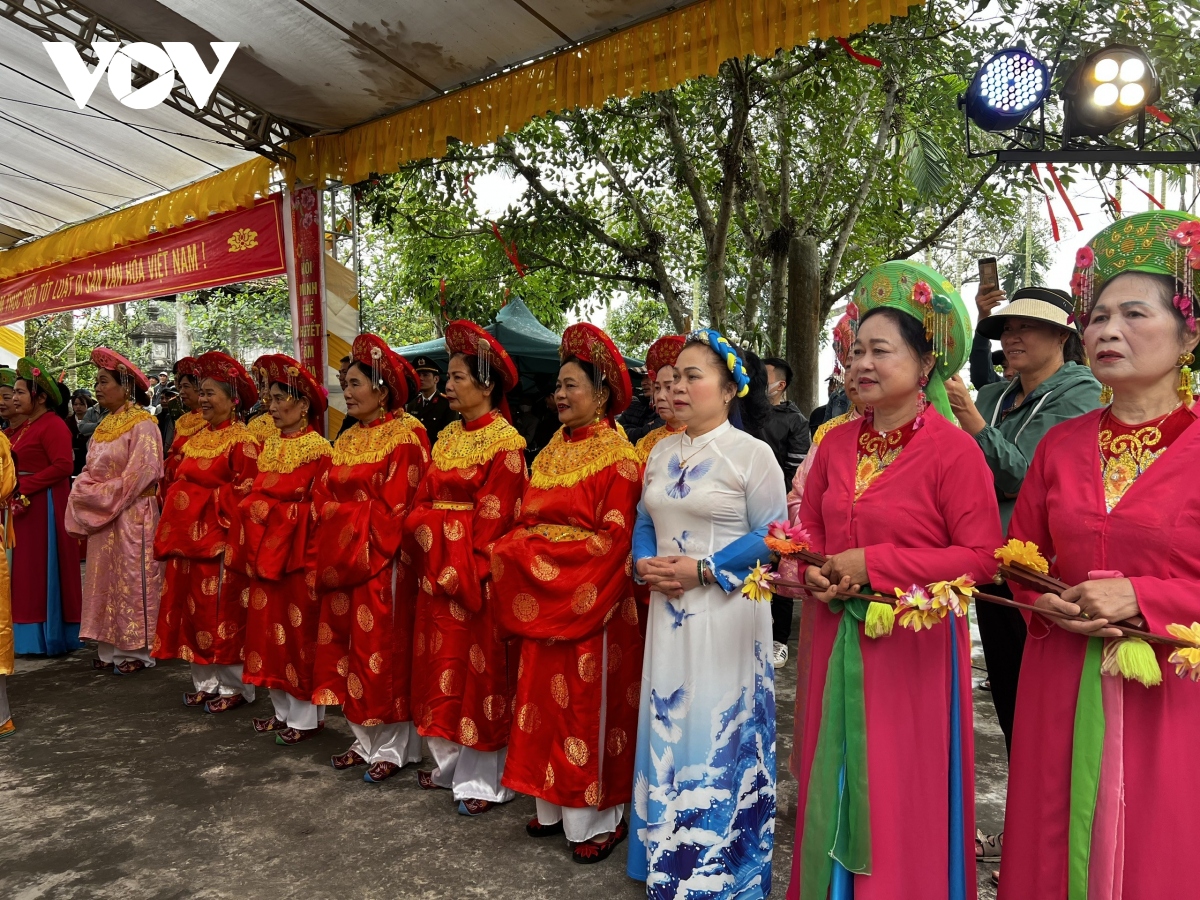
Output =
[{"x1": 405, "y1": 355, "x2": 455, "y2": 442}]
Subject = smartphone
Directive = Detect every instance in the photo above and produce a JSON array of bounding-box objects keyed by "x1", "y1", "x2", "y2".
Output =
[{"x1": 978, "y1": 257, "x2": 999, "y2": 293}]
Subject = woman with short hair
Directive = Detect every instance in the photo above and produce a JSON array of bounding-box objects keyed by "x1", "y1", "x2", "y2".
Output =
[{"x1": 66, "y1": 348, "x2": 164, "y2": 675}]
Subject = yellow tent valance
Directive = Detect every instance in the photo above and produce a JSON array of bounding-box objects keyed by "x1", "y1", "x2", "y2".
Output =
[
  {"x1": 0, "y1": 157, "x2": 274, "y2": 281},
  {"x1": 284, "y1": 0, "x2": 913, "y2": 186},
  {"x1": 0, "y1": 0, "x2": 912, "y2": 284}
]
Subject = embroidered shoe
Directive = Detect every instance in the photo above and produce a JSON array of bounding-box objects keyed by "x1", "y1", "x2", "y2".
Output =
[
  {"x1": 203, "y1": 694, "x2": 248, "y2": 714},
  {"x1": 252, "y1": 715, "x2": 287, "y2": 734},
  {"x1": 457, "y1": 798, "x2": 497, "y2": 816},
  {"x1": 183, "y1": 690, "x2": 219, "y2": 708},
  {"x1": 364, "y1": 761, "x2": 401, "y2": 783},
  {"x1": 330, "y1": 748, "x2": 366, "y2": 770},
  {"x1": 275, "y1": 724, "x2": 324, "y2": 746},
  {"x1": 417, "y1": 770, "x2": 449, "y2": 791},
  {"x1": 571, "y1": 819, "x2": 628, "y2": 864},
  {"x1": 114, "y1": 660, "x2": 148, "y2": 676},
  {"x1": 525, "y1": 817, "x2": 565, "y2": 838},
  {"x1": 0, "y1": 718, "x2": 14, "y2": 739}
]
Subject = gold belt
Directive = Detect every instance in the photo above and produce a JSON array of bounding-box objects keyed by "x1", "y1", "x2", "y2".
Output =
[
  {"x1": 525, "y1": 523, "x2": 593, "y2": 543},
  {"x1": 432, "y1": 501, "x2": 474, "y2": 511}
]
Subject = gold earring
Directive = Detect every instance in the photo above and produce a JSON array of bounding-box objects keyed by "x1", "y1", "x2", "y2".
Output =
[{"x1": 1179, "y1": 352, "x2": 1195, "y2": 406}]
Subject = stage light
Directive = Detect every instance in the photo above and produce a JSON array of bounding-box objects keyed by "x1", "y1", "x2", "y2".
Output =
[
  {"x1": 963, "y1": 46, "x2": 1051, "y2": 132},
  {"x1": 1062, "y1": 45, "x2": 1160, "y2": 139}
]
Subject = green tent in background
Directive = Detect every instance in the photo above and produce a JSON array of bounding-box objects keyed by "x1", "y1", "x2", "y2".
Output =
[{"x1": 393, "y1": 298, "x2": 643, "y2": 393}]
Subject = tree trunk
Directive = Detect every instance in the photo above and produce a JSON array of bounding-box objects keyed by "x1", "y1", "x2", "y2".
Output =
[
  {"x1": 786, "y1": 234, "x2": 821, "y2": 414},
  {"x1": 112, "y1": 303, "x2": 126, "y2": 326}
]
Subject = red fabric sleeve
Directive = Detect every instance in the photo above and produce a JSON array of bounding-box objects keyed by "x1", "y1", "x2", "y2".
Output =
[
  {"x1": 17, "y1": 415, "x2": 73, "y2": 495},
  {"x1": 470, "y1": 448, "x2": 528, "y2": 588},
  {"x1": 798, "y1": 436, "x2": 831, "y2": 557}
]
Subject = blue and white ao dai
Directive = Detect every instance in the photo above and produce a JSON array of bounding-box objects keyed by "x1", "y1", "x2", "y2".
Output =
[{"x1": 627, "y1": 420, "x2": 787, "y2": 899}]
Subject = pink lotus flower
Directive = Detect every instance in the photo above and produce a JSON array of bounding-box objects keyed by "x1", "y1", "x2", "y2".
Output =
[
  {"x1": 1075, "y1": 247, "x2": 1095, "y2": 269},
  {"x1": 1174, "y1": 293, "x2": 1196, "y2": 329},
  {"x1": 1189, "y1": 245, "x2": 1200, "y2": 270},
  {"x1": 912, "y1": 281, "x2": 933, "y2": 306}
]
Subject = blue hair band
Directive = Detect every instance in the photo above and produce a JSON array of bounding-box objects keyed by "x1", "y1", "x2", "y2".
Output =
[{"x1": 687, "y1": 329, "x2": 751, "y2": 398}]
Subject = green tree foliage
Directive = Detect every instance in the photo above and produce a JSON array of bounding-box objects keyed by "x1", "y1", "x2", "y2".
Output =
[
  {"x1": 604, "y1": 297, "x2": 675, "y2": 358},
  {"x1": 185, "y1": 277, "x2": 292, "y2": 358}
]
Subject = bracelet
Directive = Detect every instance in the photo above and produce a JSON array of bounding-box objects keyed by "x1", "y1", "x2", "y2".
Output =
[{"x1": 697, "y1": 558, "x2": 705, "y2": 586}]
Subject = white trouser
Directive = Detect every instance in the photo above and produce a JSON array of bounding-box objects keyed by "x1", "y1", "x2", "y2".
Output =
[
  {"x1": 98, "y1": 642, "x2": 155, "y2": 667},
  {"x1": 190, "y1": 663, "x2": 255, "y2": 701},
  {"x1": 269, "y1": 688, "x2": 325, "y2": 730},
  {"x1": 426, "y1": 736, "x2": 516, "y2": 803},
  {"x1": 535, "y1": 799, "x2": 625, "y2": 843},
  {"x1": 0, "y1": 674, "x2": 9, "y2": 724},
  {"x1": 349, "y1": 720, "x2": 422, "y2": 766}
]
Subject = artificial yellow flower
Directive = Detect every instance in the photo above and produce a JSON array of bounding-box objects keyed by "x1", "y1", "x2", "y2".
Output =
[
  {"x1": 928, "y1": 575, "x2": 977, "y2": 618},
  {"x1": 1167, "y1": 622, "x2": 1200, "y2": 681},
  {"x1": 894, "y1": 585, "x2": 941, "y2": 632},
  {"x1": 994, "y1": 539, "x2": 1049, "y2": 574},
  {"x1": 741, "y1": 561, "x2": 776, "y2": 603}
]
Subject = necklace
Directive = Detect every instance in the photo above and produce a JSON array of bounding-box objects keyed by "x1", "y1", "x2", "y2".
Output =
[
  {"x1": 677, "y1": 428, "x2": 721, "y2": 468},
  {"x1": 9, "y1": 410, "x2": 44, "y2": 452}
]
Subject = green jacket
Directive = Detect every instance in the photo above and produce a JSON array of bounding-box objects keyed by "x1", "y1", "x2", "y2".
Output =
[{"x1": 974, "y1": 361, "x2": 1102, "y2": 531}]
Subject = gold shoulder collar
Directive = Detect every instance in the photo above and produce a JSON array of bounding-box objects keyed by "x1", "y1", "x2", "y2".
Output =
[
  {"x1": 331, "y1": 417, "x2": 422, "y2": 467},
  {"x1": 257, "y1": 430, "x2": 331, "y2": 474},
  {"x1": 173, "y1": 410, "x2": 206, "y2": 438},
  {"x1": 530, "y1": 422, "x2": 641, "y2": 490},
  {"x1": 92, "y1": 406, "x2": 156, "y2": 444},
  {"x1": 247, "y1": 413, "x2": 280, "y2": 440},
  {"x1": 182, "y1": 421, "x2": 258, "y2": 459},
  {"x1": 814, "y1": 412, "x2": 854, "y2": 447},
  {"x1": 635, "y1": 424, "x2": 683, "y2": 461},
  {"x1": 432, "y1": 417, "x2": 525, "y2": 471}
]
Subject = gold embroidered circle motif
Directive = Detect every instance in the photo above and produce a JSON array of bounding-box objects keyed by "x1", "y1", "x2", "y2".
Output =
[
  {"x1": 439, "y1": 669, "x2": 459, "y2": 695},
  {"x1": 577, "y1": 652, "x2": 599, "y2": 683},
  {"x1": 550, "y1": 673, "x2": 569, "y2": 708},
  {"x1": 249, "y1": 500, "x2": 269, "y2": 523},
  {"x1": 458, "y1": 717, "x2": 479, "y2": 747},
  {"x1": 479, "y1": 494, "x2": 502, "y2": 519},
  {"x1": 356, "y1": 605, "x2": 374, "y2": 632},
  {"x1": 564, "y1": 736, "x2": 590, "y2": 767},
  {"x1": 490, "y1": 554, "x2": 504, "y2": 582},
  {"x1": 330, "y1": 593, "x2": 350, "y2": 616},
  {"x1": 483, "y1": 694, "x2": 506, "y2": 721},
  {"x1": 369, "y1": 652, "x2": 384, "y2": 674},
  {"x1": 443, "y1": 519, "x2": 465, "y2": 541},
  {"x1": 607, "y1": 728, "x2": 628, "y2": 757},
  {"x1": 622, "y1": 595, "x2": 639, "y2": 626},
  {"x1": 317, "y1": 622, "x2": 332, "y2": 645},
  {"x1": 586, "y1": 533, "x2": 613, "y2": 557},
  {"x1": 517, "y1": 702, "x2": 541, "y2": 733},
  {"x1": 287, "y1": 604, "x2": 302, "y2": 627},
  {"x1": 437, "y1": 566, "x2": 460, "y2": 594},
  {"x1": 415, "y1": 524, "x2": 433, "y2": 552},
  {"x1": 449, "y1": 601, "x2": 467, "y2": 621},
  {"x1": 607, "y1": 642, "x2": 623, "y2": 673},
  {"x1": 571, "y1": 583, "x2": 597, "y2": 615},
  {"x1": 347, "y1": 673, "x2": 363, "y2": 699},
  {"x1": 196, "y1": 631, "x2": 213, "y2": 650},
  {"x1": 530, "y1": 555, "x2": 559, "y2": 582},
  {"x1": 245, "y1": 651, "x2": 262, "y2": 673},
  {"x1": 584, "y1": 781, "x2": 601, "y2": 806},
  {"x1": 273, "y1": 623, "x2": 287, "y2": 645},
  {"x1": 512, "y1": 593, "x2": 539, "y2": 622},
  {"x1": 172, "y1": 491, "x2": 191, "y2": 511},
  {"x1": 285, "y1": 664, "x2": 299, "y2": 687},
  {"x1": 336, "y1": 655, "x2": 350, "y2": 677},
  {"x1": 469, "y1": 644, "x2": 485, "y2": 673}
]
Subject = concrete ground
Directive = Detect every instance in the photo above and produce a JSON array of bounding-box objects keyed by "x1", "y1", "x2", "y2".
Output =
[{"x1": 1, "y1": 606, "x2": 1006, "y2": 899}]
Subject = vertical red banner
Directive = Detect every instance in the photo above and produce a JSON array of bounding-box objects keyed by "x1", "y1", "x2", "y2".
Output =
[{"x1": 288, "y1": 186, "x2": 325, "y2": 381}]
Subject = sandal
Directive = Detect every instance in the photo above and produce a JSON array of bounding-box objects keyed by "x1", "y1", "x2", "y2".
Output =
[
  {"x1": 417, "y1": 770, "x2": 449, "y2": 791},
  {"x1": 330, "y1": 748, "x2": 366, "y2": 770},
  {"x1": 92, "y1": 659, "x2": 114, "y2": 671},
  {"x1": 991, "y1": 869, "x2": 1000, "y2": 886},
  {"x1": 364, "y1": 761, "x2": 401, "y2": 783},
  {"x1": 275, "y1": 724, "x2": 324, "y2": 745},
  {"x1": 458, "y1": 798, "x2": 497, "y2": 816},
  {"x1": 114, "y1": 660, "x2": 148, "y2": 676},
  {"x1": 525, "y1": 817, "x2": 565, "y2": 838},
  {"x1": 204, "y1": 694, "x2": 248, "y2": 714},
  {"x1": 979, "y1": 678, "x2": 992, "y2": 692},
  {"x1": 571, "y1": 819, "x2": 628, "y2": 864},
  {"x1": 975, "y1": 829, "x2": 1003, "y2": 862},
  {"x1": 0, "y1": 718, "x2": 14, "y2": 739},
  {"x1": 252, "y1": 715, "x2": 287, "y2": 734},
  {"x1": 183, "y1": 690, "x2": 219, "y2": 708}
]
